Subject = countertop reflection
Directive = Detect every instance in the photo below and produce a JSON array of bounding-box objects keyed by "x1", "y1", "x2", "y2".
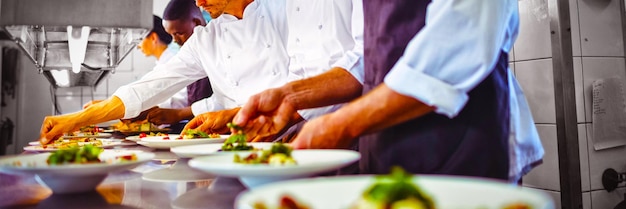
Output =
[{"x1": 0, "y1": 148, "x2": 247, "y2": 209}]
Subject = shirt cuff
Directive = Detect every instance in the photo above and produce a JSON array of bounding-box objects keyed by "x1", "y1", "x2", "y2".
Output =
[
  {"x1": 190, "y1": 97, "x2": 224, "y2": 116},
  {"x1": 384, "y1": 61, "x2": 468, "y2": 118},
  {"x1": 332, "y1": 51, "x2": 364, "y2": 84},
  {"x1": 113, "y1": 86, "x2": 143, "y2": 119}
]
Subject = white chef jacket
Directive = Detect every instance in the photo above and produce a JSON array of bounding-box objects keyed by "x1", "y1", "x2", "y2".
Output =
[
  {"x1": 287, "y1": 0, "x2": 365, "y2": 120},
  {"x1": 355, "y1": 0, "x2": 544, "y2": 182},
  {"x1": 114, "y1": 0, "x2": 289, "y2": 119},
  {"x1": 154, "y1": 44, "x2": 188, "y2": 109}
]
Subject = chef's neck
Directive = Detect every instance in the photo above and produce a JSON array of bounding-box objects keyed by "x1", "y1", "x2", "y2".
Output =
[{"x1": 225, "y1": 0, "x2": 254, "y2": 20}]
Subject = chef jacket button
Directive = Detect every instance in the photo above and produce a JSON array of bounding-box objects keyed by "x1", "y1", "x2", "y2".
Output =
[
  {"x1": 266, "y1": 44, "x2": 271, "y2": 48},
  {"x1": 296, "y1": 7, "x2": 300, "y2": 12},
  {"x1": 295, "y1": 38, "x2": 300, "y2": 43},
  {"x1": 318, "y1": 25, "x2": 323, "y2": 30},
  {"x1": 260, "y1": 15, "x2": 264, "y2": 19},
  {"x1": 234, "y1": 81, "x2": 239, "y2": 86},
  {"x1": 227, "y1": 55, "x2": 231, "y2": 59},
  {"x1": 272, "y1": 71, "x2": 277, "y2": 75}
]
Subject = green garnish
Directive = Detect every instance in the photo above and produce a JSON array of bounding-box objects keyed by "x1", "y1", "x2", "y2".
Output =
[
  {"x1": 363, "y1": 167, "x2": 434, "y2": 209},
  {"x1": 222, "y1": 123, "x2": 253, "y2": 151},
  {"x1": 182, "y1": 129, "x2": 210, "y2": 138},
  {"x1": 47, "y1": 144, "x2": 103, "y2": 165}
]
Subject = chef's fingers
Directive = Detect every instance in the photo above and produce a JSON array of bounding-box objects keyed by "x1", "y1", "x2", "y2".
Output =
[
  {"x1": 182, "y1": 116, "x2": 204, "y2": 133},
  {"x1": 234, "y1": 94, "x2": 261, "y2": 126}
]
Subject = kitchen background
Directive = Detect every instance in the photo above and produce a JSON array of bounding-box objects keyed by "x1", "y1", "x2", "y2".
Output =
[{"x1": 0, "y1": 0, "x2": 625, "y2": 208}]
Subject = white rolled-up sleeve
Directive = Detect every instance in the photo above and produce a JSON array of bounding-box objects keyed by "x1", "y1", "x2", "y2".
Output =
[
  {"x1": 190, "y1": 97, "x2": 225, "y2": 116},
  {"x1": 114, "y1": 39, "x2": 208, "y2": 119},
  {"x1": 384, "y1": 0, "x2": 511, "y2": 118}
]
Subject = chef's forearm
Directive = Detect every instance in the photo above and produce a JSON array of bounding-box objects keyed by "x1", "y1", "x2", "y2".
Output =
[
  {"x1": 283, "y1": 67, "x2": 362, "y2": 110},
  {"x1": 76, "y1": 96, "x2": 126, "y2": 126},
  {"x1": 329, "y1": 84, "x2": 434, "y2": 139}
]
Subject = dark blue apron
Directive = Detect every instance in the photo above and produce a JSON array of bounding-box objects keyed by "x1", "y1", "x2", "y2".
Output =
[{"x1": 360, "y1": 0, "x2": 510, "y2": 180}]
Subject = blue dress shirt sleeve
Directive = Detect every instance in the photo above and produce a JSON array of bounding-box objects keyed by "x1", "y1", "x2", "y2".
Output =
[{"x1": 384, "y1": 0, "x2": 516, "y2": 118}]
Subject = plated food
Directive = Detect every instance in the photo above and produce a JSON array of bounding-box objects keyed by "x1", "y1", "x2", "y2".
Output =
[
  {"x1": 0, "y1": 147, "x2": 154, "y2": 194},
  {"x1": 188, "y1": 149, "x2": 360, "y2": 188},
  {"x1": 235, "y1": 171, "x2": 553, "y2": 209},
  {"x1": 135, "y1": 131, "x2": 227, "y2": 149},
  {"x1": 23, "y1": 138, "x2": 128, "y2": 152},
  {"x1": 234, "y1": 143, "x2": 296, "y2": 165},
  {"x1": 171, "y1": 142, "x2": 275, "y2": 158}
]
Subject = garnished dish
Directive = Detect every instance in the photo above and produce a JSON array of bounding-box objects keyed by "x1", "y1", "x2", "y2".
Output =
[
  {"x1": 45, "y1": 145, "x2": 137, "y2": 165},
  {"x1": 221, "y1": 123, "x2": 254, "y2": 151},
  {"x1": 351, "y1": 167, "x2": 434, "y2": 209},
  {"x1": 0, "y1": 147, "x2": 154, "y2": 194},
  {"x1": 234, "y1": 143, "x2": 296, "y2": 165},
  {"x1": 62, "y1": 125, "x2": 112, "y2": 138},
  {"x1": 235, "y1": 168, "x2": 551, "y2": 209},
  {"x1": 24, "y1": 138, "x2": 125, "y2": 152},
  {"x1": 180, "y1": 129, "x2": 221, "y2": 139}
]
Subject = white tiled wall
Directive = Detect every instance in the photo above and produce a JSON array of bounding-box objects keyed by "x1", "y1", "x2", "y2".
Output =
[
  {"x1": 515, "y1": 0, "x2": 626, "y2": 207},
  {"x1": 523, "y1": 125, "x2": 560, "y2": 191},
  {"x1": 514, "y1": 58, "x2": 556, "y2": 124}
]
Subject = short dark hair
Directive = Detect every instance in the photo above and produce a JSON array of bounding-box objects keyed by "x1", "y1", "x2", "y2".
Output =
[
  {"x1": 163, "y1": 0, "x2": 203, "y2": 21},
  {"x1": 150, "y1": 15, "x2": 173, "y2": 44}
]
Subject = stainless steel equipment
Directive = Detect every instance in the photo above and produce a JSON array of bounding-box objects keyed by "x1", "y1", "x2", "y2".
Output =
[{"x1": 0, "y1": 0, "x2": 152, "y2": 87}]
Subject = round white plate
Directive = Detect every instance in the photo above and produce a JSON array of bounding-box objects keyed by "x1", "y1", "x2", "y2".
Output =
[
  {"x1": 23, "y1": 140, "x2": 131, "y2": 152},
  {"x1": 136, "y1": 135, "x2": 227, "y2": 149},
  {"x1": 171, "y1": 142, "x2": 275, "y2": 158},
  {"x1": 61, "y1": 133, "x2": 112, "y2": 139},
  {"x1": 28, "y1": 139, "x2": 135, "y2": 146},
  {"x1": 188, "y1": 149, "x2": 360, "y2": 187},
  {"x1": 235, "y1": 175, "x2": 554, "y2": 209},
  {"x1": 0, "y1": 150, "x2": 154, "y2": 194}
]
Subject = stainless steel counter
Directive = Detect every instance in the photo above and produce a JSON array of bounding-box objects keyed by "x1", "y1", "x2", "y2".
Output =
[{"x1": 0, "y1": 147, "x2": 248, "y2": 209}]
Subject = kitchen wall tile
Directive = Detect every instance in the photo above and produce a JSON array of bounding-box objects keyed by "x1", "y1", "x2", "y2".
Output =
[
  {"x1": 579, "y1": 124, "x2": 591, "y2": 192},
  {"x1": 574, "y1": 57, "x2": 585, "y2": 123},
  {"x1": 87, "y1": 78, "x2": 108, "y2": 96},
  {"x1": 515, "y1": 59, "x2": 556, "y2": 124},
  {"x1": 107, "y1": 71, "x2": 136, "y2": 95},
  {"x1": 115, "y1": 53, "x2": 133, "y2": 72},
  {"x1": 591, "y1": 187, "x2": 626, "y2": 209},
  {"x1": 586, "y1": 124, "x2": 626, "y2": 191},
  {"x1": 510, "y1": 47, "x2": 516, "y2": 62},
  {"x1": 583, "y1": 191, "x2": 591, "y2": 209},
  {"x1": 570, "y1": 0, "x2": 582, "y2": 57},
  {"x1": 515, "y1": 0, "x2": 552, "y2": 61},
  {"x1": 523, "y1": 125, "x2": 560, "y2": 191},
  {"x1": 55, "y1": 86, "x2": 82, "y2": 96},
  {"x1": 56, "y1": 96, "x2": 82, "y2": 115},
  {"x1": 581, "y1": 57, "x2": 626, "y2": 122},
  {"x1": 578, "y1": 0, "x2": 624, "y2": 57},
  {"x1": 131, "y1": 49, "x2": 156, "y2": 76}
]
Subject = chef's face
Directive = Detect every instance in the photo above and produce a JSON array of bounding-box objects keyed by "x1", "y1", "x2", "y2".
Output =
[
  {"x1": 196, "y1": 0, "x2": 231, "y2": 19},
  {"x1": 163, "y1": 19, "x2": 197, "y2": 46},
  {"x1": 137, "y1": 32, "x2": 157, "y2": 57}
]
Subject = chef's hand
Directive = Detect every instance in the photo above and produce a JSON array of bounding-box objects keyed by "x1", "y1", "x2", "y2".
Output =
[
  {"x1": 82, "y1": 100, "x2": 103, "y2": 109},
  {"x1": 40, "y1": 114, "x2": 82, "y2": 145},
  {"x1": 291, "y1": 113, "x2": 356, "y2": 149},
  {"x1": 145, "y1": 107, "x2": 194, "y2": 125},
  {"x1": 233, "y1": 88, "x2": 297, "y2": 141},
  {"x1": 183, "y1": 107, "x2": 241, "y2": 134}
]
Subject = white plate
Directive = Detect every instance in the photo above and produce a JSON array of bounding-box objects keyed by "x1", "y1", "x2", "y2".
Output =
[
  {"x1": 62, "y1": 133, "x2": 112, "y2": 139},
  {"x1": 23, "y1": 140, "x2": 130, "y2": 152},
  {"x1": 0, "y1": 150, "x2": 154, "y2": 194},
  {"x1": 171, "y1": 142, "x2": 275, "y2": 158},
  {"x1": 236, "y1": 175, "x2": 555, "y2": 209},
  {"x1": 28, "y1": 138, "x2": 135, "y2": 146},
  {"x1": 136, "y1": 134, "x2": 227, "y2": 149},
  {"x1": 188, "y1": 149, "x2": 360, "y2": 188}
]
